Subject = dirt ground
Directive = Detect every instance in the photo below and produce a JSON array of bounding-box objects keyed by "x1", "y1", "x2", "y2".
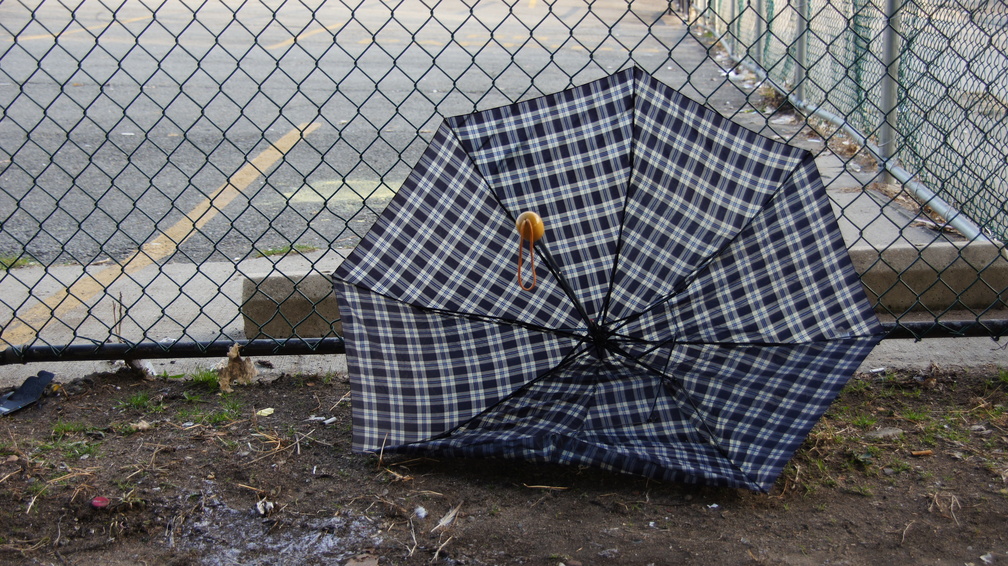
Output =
[{"x1": 1, "y1": 361, "x2": 1006, "y2": 565}]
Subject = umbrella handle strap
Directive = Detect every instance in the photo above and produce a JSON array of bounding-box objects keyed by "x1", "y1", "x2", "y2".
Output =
[{"x1": 517, "y1": 220, "x2": 537, "y2": 291}]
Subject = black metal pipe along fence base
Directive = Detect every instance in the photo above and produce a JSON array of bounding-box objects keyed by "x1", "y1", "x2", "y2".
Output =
[
  {"x1": 1, "y1": 338, "x2": 345, "y2": 366},
  {"x1": 3, "y1": 321, "x2": 1006, "y2": 366}
]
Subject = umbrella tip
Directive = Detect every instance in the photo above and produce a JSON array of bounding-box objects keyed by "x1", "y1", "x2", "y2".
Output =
[{"x1": 515, "y1": 211, "x2": 544, "y2": 242}]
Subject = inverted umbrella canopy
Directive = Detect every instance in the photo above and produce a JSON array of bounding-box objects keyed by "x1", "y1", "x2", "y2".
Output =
[{"x1": 332, "y1": 67, "x2": 884, "y2": 491}]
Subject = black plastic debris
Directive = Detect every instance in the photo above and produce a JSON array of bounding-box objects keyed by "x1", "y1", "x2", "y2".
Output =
[{"x1": 0, "y1": 371, "x2": 55, "y2": 416}]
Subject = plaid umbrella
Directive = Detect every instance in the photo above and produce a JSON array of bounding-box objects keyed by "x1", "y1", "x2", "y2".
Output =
[{"x1": 332, "y1": 67, "x2": 884, "y2": 491}]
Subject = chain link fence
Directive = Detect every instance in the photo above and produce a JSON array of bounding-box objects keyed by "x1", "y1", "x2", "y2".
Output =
[{"x1": 1, "y1": 0, "x2": 1005, "y2": 364}]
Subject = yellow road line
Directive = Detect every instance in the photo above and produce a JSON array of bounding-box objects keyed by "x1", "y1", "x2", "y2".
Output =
[
  {"x1": 266, "y1": 23, "x2": 343, "y2": 50},
  {"x1": 0, "y1": 122, "x2": 320, "y2": 348},
  {"x1": 11, "y1": 15, "x2": 152, "y2": 42}
]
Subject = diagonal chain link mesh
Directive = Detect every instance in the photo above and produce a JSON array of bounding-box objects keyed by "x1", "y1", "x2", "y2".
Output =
[{"x1": 0, "y1": 0, "x2": 1005, "y2": 363}]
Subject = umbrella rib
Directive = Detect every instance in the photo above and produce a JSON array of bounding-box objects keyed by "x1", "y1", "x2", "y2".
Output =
[
  {"x1": 606, "y1": 157, "x2": 811, "y2": 335},
  {"x1": 440, "y1": 124, "x2": 598, "y2": 333},
  {"x1": 595, "y1": 65, "x2": 639, "y2": 329},
  {"x1": 426, "y1": 340, "x2": 595, "y2": 442},
  {"x1": 533, "y1": 244, "x2": 598, "y2": 328},
  {"x1": 606, "y1": 342, "x2": 759, "y2": 488}
]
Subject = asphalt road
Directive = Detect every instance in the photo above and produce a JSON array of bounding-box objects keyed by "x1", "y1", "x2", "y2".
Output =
[{"x1": 0, "y1": 0, "x2": 701, "y2": 265}]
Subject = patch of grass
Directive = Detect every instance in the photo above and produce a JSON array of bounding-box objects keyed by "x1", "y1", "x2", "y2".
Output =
[
  {"x1": 51, "y1": 420, "x2": 87, "y2": 439},
  {"x1": 842, "y1": 377, "x2": 871, "y2": 395},
  {"x1": 0, "y1": 254, "x2": 35, "y2": 270},
  {"x1": 176, "y1": 407, "x2": 202, "y2": 422},
  {"x1": 938, "y1": 422, "x2": 971, "y2": 443},
  {"x1": 987, "y1": 368, "x2": 1008, "y2": 389},
  {"x1": 901, "y1": 409, "x2": 931, "y2": 423},
  {"x1": 182, "y1": 390, "x2": 206, "y2": 404},
  {"x1": 190, "y1": 368, "x2": 220, "y2": 391},
  {"x1": 888, "y1": 459, "x2": 912, "y2": 474},
  {"x1": 253, "y1": 243, "x2": 318, "y2": 258},
  {"x1": 205, "y1": 396, "x2": 243, "y2": 425},
  {"x1": 115, "y1": 391, "x2": 165, "y2": 413},
  {"x1": 901, "y1": 388, "x2": 923, "y2": 399},
  {"x1": 851, "y1": 414, "x2": 878, "y2": 429},
  {"x1": 221, "y1": 397, "x2": 243, "y2": 417},
  {"x1": 848, "y1": 484, "x2": 874, "y2": 497},
  {"x1": 37, "y1": 438, "x2": 100, "y2": 460},
  {"x1": 116, "y1": 391, "x2": 151, "y2": 411}
]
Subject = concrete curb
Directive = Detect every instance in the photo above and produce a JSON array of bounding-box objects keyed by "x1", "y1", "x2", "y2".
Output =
[
  {"x1": 850, "y1": 241, "x2": 1007, "y2": 312},
  {"x1": 241, "y1": 242, "x2": 1007, "y2": 340},
  {"x1": 241, "y1": 271, "x2": 341, "y2": 339}
]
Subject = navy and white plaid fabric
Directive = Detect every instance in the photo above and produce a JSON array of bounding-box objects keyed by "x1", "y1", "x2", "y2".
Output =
[{"x1": 333, "y1": 67, "x2": 884, "y2": 491}]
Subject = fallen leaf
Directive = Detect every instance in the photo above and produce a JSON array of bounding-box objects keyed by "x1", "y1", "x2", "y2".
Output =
[
  {"x1": 219, "y1": 343, "x2": 257, "y2": 393},
  {"x1": 256, "y1": 408, "x2": 274, "y2": 417}
]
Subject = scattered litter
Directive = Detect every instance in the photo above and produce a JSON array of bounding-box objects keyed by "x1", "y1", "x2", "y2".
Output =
[
  {"x1": 866, "y1": 427, "x2": 904, "y2": 440},
  {"x1": 523, "y1": 483, "x2": 569, "y2": 491},
  {"x1": 131, "y1": 420, "x2": 153, "y2": 432},
  {"x1": 256, "y1": 408, "x2": 275, "y2": 417},
  {"x1": 91, "y1": 496, "x2": 110, "y2": 509},
  {"x1": 0, "y1": 371, "x2": 55, "y2": 416},
  {"x1": 970, "y1": 424, "x2": 993, "y2": 436},
  {"x1": 981, "y1": 552, "x2": 995, "y2": 564},
  {"x1": 771, "y1": 115, "x2": 796, "y2": 125},
  {"x1": 218, "y1": 343, "x2": 257, "y2": 393},
  {"x1": 432, "y1": 503, "x2": 461, "y2": 532},
  {"x1": 256, "y1": 498, "x2": 275, "y2": 516},
  {"x1": 869, "y1": 367, "x2": 886, "y2": 374},
  {"x1": 323, "y1": 416, "x2": 338, "y2": 425},
  {"x1": 707, "y1": 503, "x2": 720, "y2": 510},
  {"x1": 912, "y1": 449, "x2": 934, "y2": 457},
  {"x1": 127, "y1": 359, "x2": 156, "y2": 379},
  {"x1": 345, "y1": 554, "x2": 380, "y2": 566}
]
